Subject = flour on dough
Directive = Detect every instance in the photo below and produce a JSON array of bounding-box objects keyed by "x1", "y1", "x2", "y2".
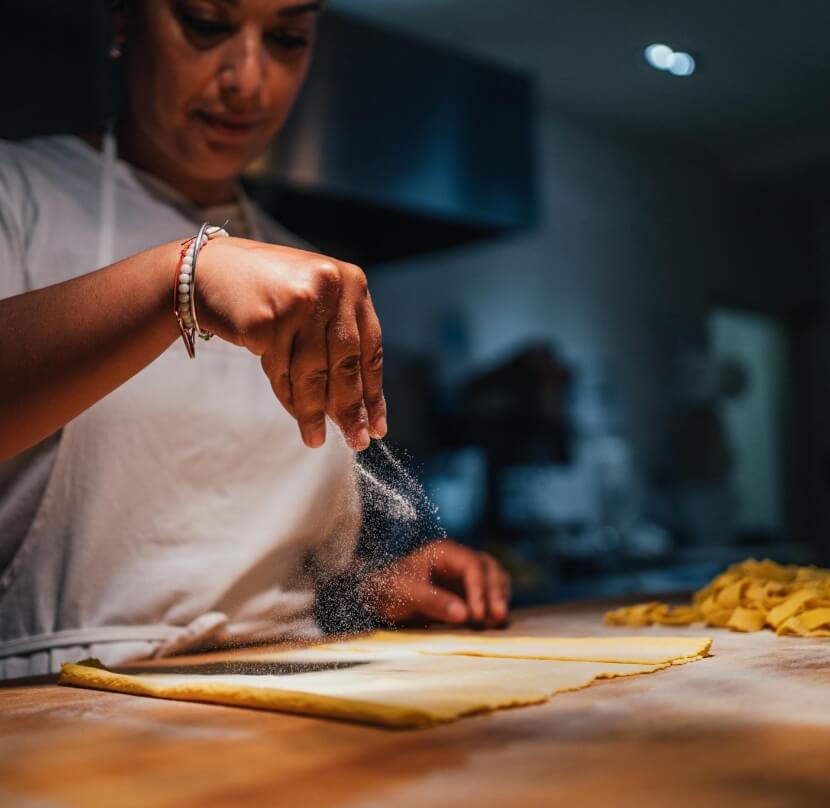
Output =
[{"x1": 317, "y1": 631, "x2": 712, "y2": 665}]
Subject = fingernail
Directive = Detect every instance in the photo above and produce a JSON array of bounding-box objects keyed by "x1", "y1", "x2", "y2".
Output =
[
  {"x1": 447, "y1": 602, "x2": 467, "y2": 622},
  {"x1": 371, "y1": 416, "x2": 388, "y2": 439},
  {"x1": 305, "y1": 426, "x2": 325, "y2": 448},
  {"x1": 354, "y1": 428, "x2": 371, "y2": 451}
]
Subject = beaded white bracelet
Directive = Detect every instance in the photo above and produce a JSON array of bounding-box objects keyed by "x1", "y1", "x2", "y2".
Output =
[{"x1": 173, "y1": 222, "x2": 229, "y2": 358}]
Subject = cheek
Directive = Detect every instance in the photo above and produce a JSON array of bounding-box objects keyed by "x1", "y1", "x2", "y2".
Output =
[
  {"x1": 128, "y1": 51, "x2": 206, "y2": 148},
  {"x1": 154, "y1": 56, "x2": 210, "y2": 127},
  {"x1": 262, "y1": 61, "x2": 312, "y2": 133}
]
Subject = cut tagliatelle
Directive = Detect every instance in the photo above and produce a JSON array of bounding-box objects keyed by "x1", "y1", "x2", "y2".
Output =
[{"x1": 605, "y1": 559, "x2": 830, "y2": 636}]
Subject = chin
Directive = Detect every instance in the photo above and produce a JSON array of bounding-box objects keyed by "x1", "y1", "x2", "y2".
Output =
[
  {"x1": 182, "y1": 143, "x2": 251, "y2": 182},
  {"x1": 203, "y1": 147, "x2": 252, "y2": 177},
  {"x1": 195, "y1": 133, "x2": 271, "y2": 178}
]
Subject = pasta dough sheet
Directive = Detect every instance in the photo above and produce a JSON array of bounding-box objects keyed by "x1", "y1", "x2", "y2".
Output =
[
  {"x1": 605, "y1": 558, "x2": 830, "y2": 637},
  {"x1": 317, "y1": 630, "x2": 712, "y2": 665},
  {"x1": 59, "y1": 632, "x2": 711, "y2": 729}
]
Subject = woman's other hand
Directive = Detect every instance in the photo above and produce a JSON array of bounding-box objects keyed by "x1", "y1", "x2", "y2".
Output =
[
  {"x1": 361, "y1": 539, "x2": 512, "y2": 628},
  {"x1": 197, "y1": 238, "x2": 386, "y2": 451}
]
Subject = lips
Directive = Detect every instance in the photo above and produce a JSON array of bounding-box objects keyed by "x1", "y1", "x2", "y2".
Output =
[{"x1": 194, "y1": 110, "x2": 265, "y2": 142}]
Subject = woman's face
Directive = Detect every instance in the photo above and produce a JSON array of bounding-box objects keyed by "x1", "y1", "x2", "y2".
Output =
[{"x1": 120, "y1": 0, "x2": 321, "y2": 183}]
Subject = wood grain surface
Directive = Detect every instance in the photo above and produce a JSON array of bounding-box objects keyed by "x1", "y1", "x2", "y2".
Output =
[{"x1": 2, "y1": 602, "x2": 829, "y2": 808}]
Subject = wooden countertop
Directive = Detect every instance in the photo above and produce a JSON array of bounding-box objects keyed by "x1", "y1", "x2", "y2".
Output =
[{"x1": 2, "y1": 602, "x2": 829, "y2": 808}]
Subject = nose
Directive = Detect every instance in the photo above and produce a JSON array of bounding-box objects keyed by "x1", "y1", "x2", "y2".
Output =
[{"x1": 219, "y1": 27, "x2": 267, "y2": 107}]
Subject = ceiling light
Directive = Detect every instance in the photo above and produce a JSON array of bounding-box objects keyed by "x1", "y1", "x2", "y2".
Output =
[
  {"x1": 644, "y1": 44, "x2": 674, "y2": 71},
  {"x1": 644, "y1": 43, "x2": 696, "y2": 77},
  {"x1": 668, "y1": 52, "x2": 696, "y2": 77}
]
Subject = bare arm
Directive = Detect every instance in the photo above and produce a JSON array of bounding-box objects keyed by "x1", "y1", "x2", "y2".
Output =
[
  {"x1": 0, "y1": 242, "x2": 181, "y2": 461},
  {"x1": 0, "y1": 238, "x2": 387, "y2": 463}
]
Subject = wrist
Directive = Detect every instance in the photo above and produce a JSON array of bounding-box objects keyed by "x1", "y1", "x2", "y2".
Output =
[
  {"x1": 151, "y1": 241, "x2": 191, "y2": 342},
  {"x1": 192, "y1": 237, "x2": 222, "y2": 336},
  {"x1": 172, "y1": 223, "x2": 229, "y2": 357}
]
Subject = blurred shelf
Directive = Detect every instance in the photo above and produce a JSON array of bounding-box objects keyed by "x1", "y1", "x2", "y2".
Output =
[{"x1": 512, "y1": 543, "x2": 812, "y2": 606}]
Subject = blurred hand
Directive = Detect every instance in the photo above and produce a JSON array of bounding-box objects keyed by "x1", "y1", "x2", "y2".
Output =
[
  {"x1": 197, "y1": 237, "x2": 386, "y2": 450},
  {"x1": 361, "y1": 539, "x2": 511, "y2": 628}
]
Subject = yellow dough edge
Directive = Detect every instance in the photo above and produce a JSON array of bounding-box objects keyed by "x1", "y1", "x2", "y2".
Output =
[
  {"x1": 59, "y1": 656, "x2": 683, "y2": 729},
  {"x1": 59, "y1": 660, "x2": 435, "y2": 729}
]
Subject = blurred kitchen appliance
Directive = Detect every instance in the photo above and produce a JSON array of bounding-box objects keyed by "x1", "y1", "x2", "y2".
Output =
[
  {"x1": 244, "y1": 11, "x2": 538, "y2": 264},
  {"x1": 445, "y1": 343, "x2": 573, "y2": 534}
]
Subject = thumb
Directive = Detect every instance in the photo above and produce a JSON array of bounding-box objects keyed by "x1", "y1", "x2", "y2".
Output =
[{"x1": 408, "y1": 580, "x2": 469, "y2": 625}]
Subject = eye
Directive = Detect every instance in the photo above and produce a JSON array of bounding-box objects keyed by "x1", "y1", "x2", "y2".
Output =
[
  {"x1": 180, "y1": 12, "x2": 232, "y2": 39},
  {"x1": 266, "y1": 29, "x2": 311, "y2": 51}
]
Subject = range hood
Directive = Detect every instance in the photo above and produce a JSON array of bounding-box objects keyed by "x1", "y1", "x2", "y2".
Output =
[{"x1": 245, "y1": 11, "x2": 537, "y2": 265}]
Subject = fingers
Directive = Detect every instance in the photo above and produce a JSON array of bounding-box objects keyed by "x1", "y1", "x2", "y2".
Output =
[
  {"x1": 327, "y1": 291, "x2": 370, "y2": 451},
  {"x1": 429, "y1": 541, "x2": 486, "y2": 624},
  {"x1": 257, "y1": 259, "x2": 339, "y2": 448},
  {"x1": 289, "y1": 323, "x2": 329, "y2": 448},
  {"x1": 462, "y1": 558, "x2": 487, "y2": 623},
  {"x1": 326, "y1": 265, "x2": 386, "y2": 449},
  {"x1": 430, "y1": 541, "x2": 511, "y2": 627},
  {"x1": 291, "y1": 264, "x2": 341, "y2": 448},
  {"x1": 482, "y1": 553, "x2": 510, "y2": 626},
  {"x1": 368, "y1": 542, "x2": 511, "y2": 628},
  {"x1": 251, "y1": 248, "x2": 385, "y2": 450},
  {"x1": 357, "y1": 293, "x2": 387, "y2": 440},
  {"x1": 363, "y1": 569, "x2": 469, "y2": 626},
  {"x1": 261, "y1": 346, "x2": 294, "y2": 418},
  {"x1": 406, "y1": 580, "x2": 469, "y2": 625}
]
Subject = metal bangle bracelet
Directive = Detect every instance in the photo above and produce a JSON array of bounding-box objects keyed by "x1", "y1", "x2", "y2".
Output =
[{"x1": 188, "y1": 222, "x2": 212, "y2": 342}]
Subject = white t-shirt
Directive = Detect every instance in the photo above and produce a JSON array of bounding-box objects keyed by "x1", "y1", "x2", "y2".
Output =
[{"x1": 0, "y1": 136, "x2": 360, "y2": 678}]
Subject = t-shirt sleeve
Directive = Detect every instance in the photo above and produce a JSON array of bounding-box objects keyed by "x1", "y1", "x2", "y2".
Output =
[{"x1": 0, "y1": 141, "x2": 36, "y2": 300}]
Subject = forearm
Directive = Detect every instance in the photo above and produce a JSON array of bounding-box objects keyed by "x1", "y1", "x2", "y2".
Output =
[{"x1": 0, "y1": 241, "x2": 182, "y2": 460}]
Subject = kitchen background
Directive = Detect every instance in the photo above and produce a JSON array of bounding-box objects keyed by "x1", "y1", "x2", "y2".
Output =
[{"x1": 6, "y1": 0, "x2": 830, "y2": 604}]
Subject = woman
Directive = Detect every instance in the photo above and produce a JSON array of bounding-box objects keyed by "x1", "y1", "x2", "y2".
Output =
[{"x1": 0, "y1": 0, "x2": 510, "y2": 678}]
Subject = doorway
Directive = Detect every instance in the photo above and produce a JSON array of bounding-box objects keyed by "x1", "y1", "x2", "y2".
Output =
[{"x1": 708, "y1": 308, "x2": 793, "y2": 542}]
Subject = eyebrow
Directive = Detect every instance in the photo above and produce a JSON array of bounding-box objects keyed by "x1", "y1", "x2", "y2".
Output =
[
  {"x1": 279, "y1": 2, "x2": 324, "y2": 16},
  {"x1": 216, "y1": 1, "x2": 323, "y2": 14}
]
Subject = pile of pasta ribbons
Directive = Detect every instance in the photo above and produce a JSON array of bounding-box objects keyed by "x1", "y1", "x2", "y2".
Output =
[{"x1": 605, "y1": 559, "x2": 830, "y2": 636}]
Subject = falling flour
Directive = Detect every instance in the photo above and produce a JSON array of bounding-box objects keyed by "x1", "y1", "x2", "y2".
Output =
[
  {"x1": 354, "y1": 461, "x2": 418, "y2": 522},
  {"x1": 232, "y1": 439, "x2": 449, "y2": 642},
  {"x1": 355, "y1": 440, "x2": 447, "y2": 541}
]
